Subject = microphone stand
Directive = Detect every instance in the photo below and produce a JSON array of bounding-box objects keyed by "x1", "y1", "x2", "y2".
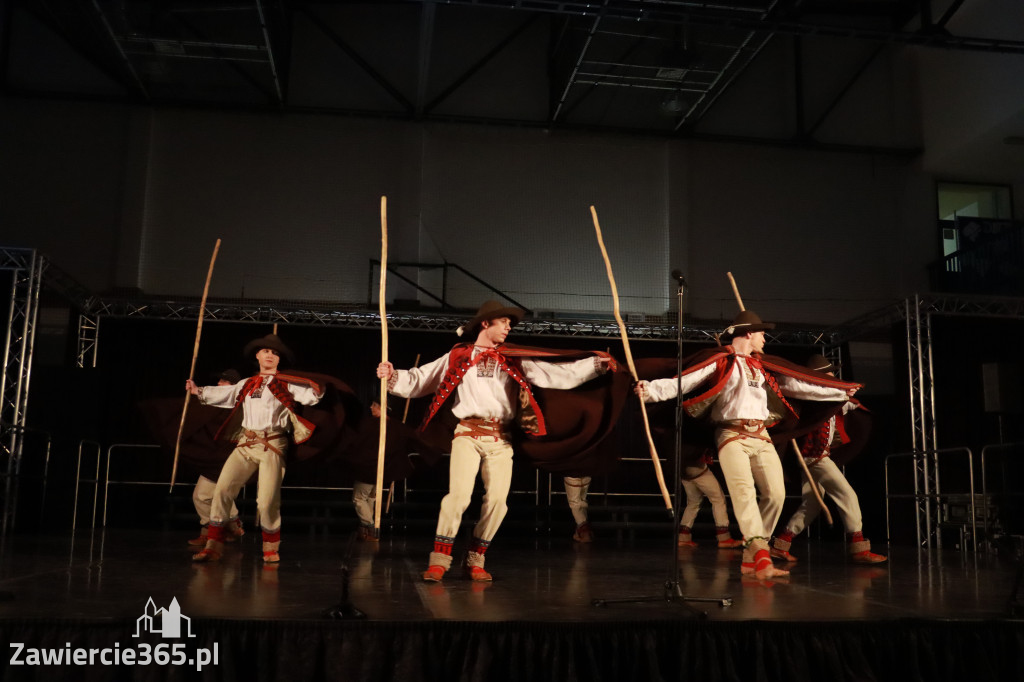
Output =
[{"x1": 592, "y1": 274, "x2": 732, "y2": 614}]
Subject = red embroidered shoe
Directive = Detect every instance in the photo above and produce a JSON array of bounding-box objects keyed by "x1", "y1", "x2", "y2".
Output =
[
  {"x1": 191, "y1": 547, "x2": 222, "y2": 563},
  {"x1": 770, "y1": 547, "x2": 798, "y2": 563},
  {"x1": 754, "y1": 550, "x2": 789, "y2": 580},
  {"x1": 572, "y1": 522, "x2": 594, "y2": 543},
  {"x1": 464, "y1": 565, "x2": 493, "y2": 582},
  {"x1": 422, "y1": 565, "x2": 446, "y2": 582},
  {"x1": 262, "y1": 551, "x2": 280, "y2": 564},
  {"x1": 226, "y1": 518, "x2": 244, "y2": 542},
  {"x1": 187, "y1": 527, "x2": 209, "y2": 547},
  {"x1": 850, "y1": 550, "x2": 887, "y2": 564}
]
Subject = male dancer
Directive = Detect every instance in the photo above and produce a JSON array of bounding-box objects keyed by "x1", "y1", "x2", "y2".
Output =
[
  {"x1": 377, "y1": 300, "x2": 612, "y2": 582},
  {"x1": 187, "y1": 334, "x2": 323, "y2": 564},
  {"x1": 771, "y1": 355, "x2": 886, "y2": 564},
  {"x1": 636, "y1": 310, "x2": 859, "y2": 580}
]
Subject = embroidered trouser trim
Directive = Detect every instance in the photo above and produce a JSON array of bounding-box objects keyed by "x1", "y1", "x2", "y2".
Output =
[
  {"x1": 563, "y1": 476, "x2": 591, "y2": 526},
  {"x1": 785, "y1": 457, "x2": 863, "y2": 536},
  {"x1": 428, "y1": 536, "x2": 455, "y2": 570},
  {"x1": 209, "y1": 436, "x2": 287, "y2": 531},
  {"x1": 716, "y1": 427, "x2": 784, "y2": 547},
  {"x1": 433, "y1": 425, "x2": 512, "y2": 543},
  {"x1": 680, "y1": 467, "x2": 731, "y2": 529}
]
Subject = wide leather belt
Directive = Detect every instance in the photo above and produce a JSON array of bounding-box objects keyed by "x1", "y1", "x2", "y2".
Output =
[
  {"x1": 239, "y1": 429, "x2": 287, "y2": 456},
  {"x1": 717, "y1": 419, "x2": 765, "y2": 430},
  {"x1": 456, "y1": 418, "x2": 508, "y2": 440}
]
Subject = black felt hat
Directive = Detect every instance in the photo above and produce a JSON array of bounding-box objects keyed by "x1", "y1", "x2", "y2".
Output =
[
  {"x1": 242, "y1": 334, "x2": 295, "y2": 365},
  {"x1": 723, "y1": 310, "x2": 775, "y2": 336},
  {"x1": 805, "y1": 355, "x2": 840, "y2": 374},
  {"x1": 457, "y1": 300, "x2": 525, "y2": 338}
]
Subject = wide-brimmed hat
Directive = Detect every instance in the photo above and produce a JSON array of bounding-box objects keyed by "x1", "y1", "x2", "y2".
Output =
[
  {"x1": 805, "y1": 355, "x2": 840, "y2": 374},
  {"x1": 216, "y1": 368, "x2": 241, "y2": 384},
  {"x1": 723, "y1": 310, "x2": 775, "y2": 336},
  {"x1": 457, "y1": 300, "x2": 525, "y2": 338},
  {"x1": 242, "y1": 334, "x2": 295, "y2": 364}
]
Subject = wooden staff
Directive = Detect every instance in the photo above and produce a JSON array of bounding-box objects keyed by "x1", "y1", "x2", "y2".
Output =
[
  {"x1": 375, "y1": 196, "x2": 389, "y2": 530},
  {"x1": 590, "y1": 206, "x2": 673, "y2": 513},
  {"x1": 725, "y1": 272, "x2": 832, "y2": 525},
  {"x1": 171, "y1": 239, "x2": 221, "y2": 490},
  {"x1": 790, "y1": 440, "x2": 833, "y2": 526},
  {"x1": 726, "y1": 271, "x2": 744, "y2": 310}
]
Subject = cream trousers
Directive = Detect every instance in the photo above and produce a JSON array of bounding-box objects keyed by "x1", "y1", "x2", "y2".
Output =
[{"x1": 434, "y1": 424, "x2": 513, "y2": 542}]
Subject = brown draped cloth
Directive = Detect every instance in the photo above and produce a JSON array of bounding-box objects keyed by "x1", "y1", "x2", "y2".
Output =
[
  {"x1": 634, "y1": 350, "x2": 854, "y2": 456},
  {"x1": 138, "y1": 398, "x2": 236, "y2": 482},
  {"x1": 417, "y1": 343, "x2": 632, "y2": 477},
  {"x1": 341, "y1": 415, "x2": 445, "y2": 484}
]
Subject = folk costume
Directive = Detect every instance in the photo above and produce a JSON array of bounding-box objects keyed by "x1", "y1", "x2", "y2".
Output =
[
  {"x1": 192, "y1": 335, "x2": 323, "y2": 564},
  {"x1": 638, "y1": 311, "x2": 860, "y2": 579},
  {"x1": 384, "y1": 301, "x2": 612, "y2": 582},
  {"x1": 772, "y1": 357, "x2": 886, "y2": 564}
]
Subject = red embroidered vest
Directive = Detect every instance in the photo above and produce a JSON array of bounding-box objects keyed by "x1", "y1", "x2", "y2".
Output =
[
  {"x1": 214, "y1": 373, "x2": 319, "y2": 444},
  {"x1": 799, "y1": 413, "x2": 850, "y2": 463},
  {"x1": 421, "y1": 344, "x2": 546, "y2": 436},
  {"x1": 680, "y1": 348, "x2": 798, "y2": 426}
]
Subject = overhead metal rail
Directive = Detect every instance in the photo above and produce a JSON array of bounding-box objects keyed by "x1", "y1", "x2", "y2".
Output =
[
  {"x1": 433, "y1": 0, "x2": 1024, "y2": 54},
  {"x1": 74, "y1": 293, "x2": 841, "y2": 345}
]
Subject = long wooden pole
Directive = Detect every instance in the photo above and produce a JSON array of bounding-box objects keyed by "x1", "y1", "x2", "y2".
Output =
[
  {"x1": 590, "y1": 206, "x2": 673, "y2": 513},
  {"x1": 374, "y1": 197, "x2": 389, "y2": 530},
  {"x1": 790, "y1": 440, "x2": 833, "y2": 525},
  {"x1": 726, "y1": 271, "x2": 744, "y2": 311},
  {"x1": 171, "y1": 239, "x2": 221, "y2": 490},
  {"x1": 725, "y1": 272, "x2": 832, "y2": 525}
]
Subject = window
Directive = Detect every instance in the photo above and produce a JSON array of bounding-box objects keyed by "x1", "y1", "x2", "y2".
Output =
[{"x1": 937, "y1": 182, "x2": 1013, "y2": 256}]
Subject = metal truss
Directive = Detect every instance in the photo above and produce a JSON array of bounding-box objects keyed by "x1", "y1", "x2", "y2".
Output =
[
  {"x1": 833, "y1": 292, "x2": 1024, "y2": 549},
  {"x1": 0, "y1": 247, "x2": 44, "y2": 534},
  {"x1": 80, "y1": 294, "x2": 840, "y2": 345},
  {"x1": 434, "y1": 0, "x2": 1024, "y2": 54},
  {"x1": 76, "y1": 313, "x2": 99, "y2": 369}
]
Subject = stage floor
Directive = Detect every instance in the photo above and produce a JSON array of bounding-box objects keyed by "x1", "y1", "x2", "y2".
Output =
[{"x1": 0, "y1": 528, "x2": 1019, "y2": 623}]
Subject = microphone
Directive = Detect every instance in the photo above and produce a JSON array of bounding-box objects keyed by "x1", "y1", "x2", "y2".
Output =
[{"x1": 670, "y1": 269, "x2": 687, "y2": 285}]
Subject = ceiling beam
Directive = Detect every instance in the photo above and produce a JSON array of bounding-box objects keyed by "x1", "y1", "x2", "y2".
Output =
[
  {"x1": 167, "y1": 13, "x2": 275, "y2": 103},
  {"x1": 255, "y1": 0, "x2": 283, "y2": 105},
  {"x1": 298, "y1": 3, "x2": 414, "y2": 114},
  {"x1": 424, "y1": 14, "x2": 537, "y2": 115},
  {"x1": 415, "y1": 0, "x2": 435, "y2": 115},
  {"x1": 86, "y1": 0, "x2": 149, "y2": 100},
  {"x1": 551, "y1": 4, "x2": 607, "y2": 122},
  {"x1": 424, "y1": 0, "x2": 1024, "y2": 54}
]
